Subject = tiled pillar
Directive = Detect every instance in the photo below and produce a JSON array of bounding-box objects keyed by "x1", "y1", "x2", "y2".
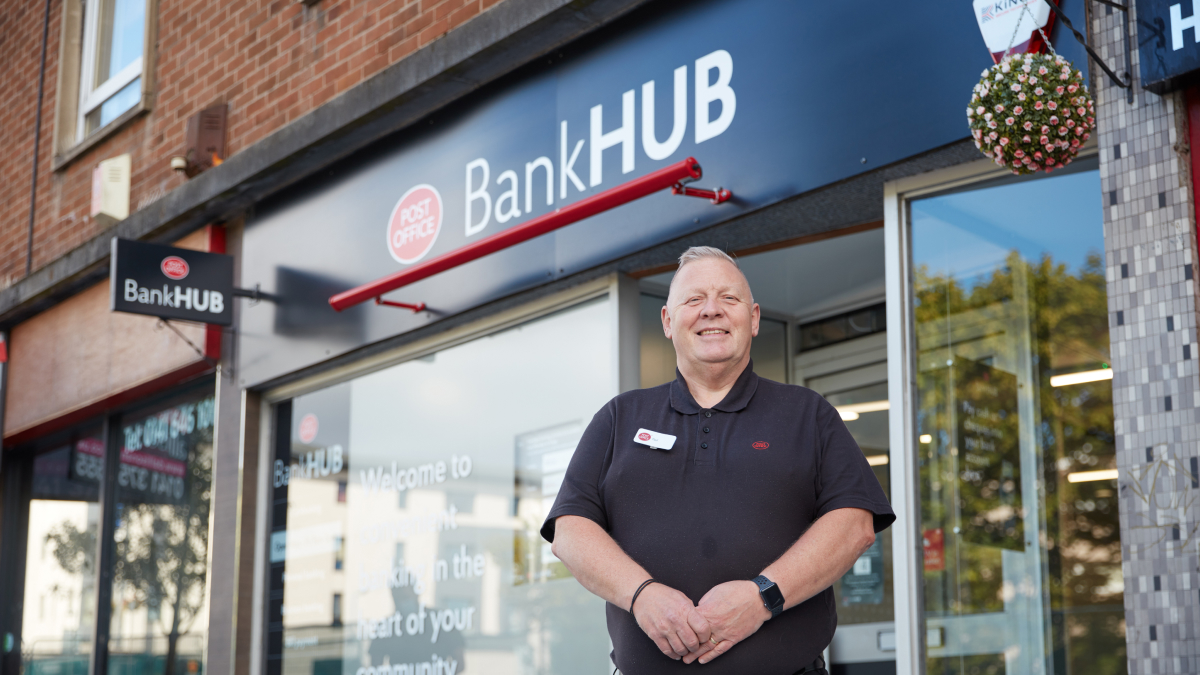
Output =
[{"x1": 1092, "y1": 4, "x2": 1200, "y2": 674}]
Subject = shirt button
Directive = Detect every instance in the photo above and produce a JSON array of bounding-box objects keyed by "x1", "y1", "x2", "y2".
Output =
[
  {"x1": 703, "y1": 427, "x2": 710, "y2": 433},
  {"x1": 705, "y1": 411, "x2": 712, "y2": 418},
  {"x1": 701, "y1": 442, "x2": 709, "y2": 449}
]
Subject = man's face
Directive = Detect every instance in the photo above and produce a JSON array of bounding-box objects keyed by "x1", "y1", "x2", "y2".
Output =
[{"x1": 662, "y1": 258, "x2": 760, "y2": 370}]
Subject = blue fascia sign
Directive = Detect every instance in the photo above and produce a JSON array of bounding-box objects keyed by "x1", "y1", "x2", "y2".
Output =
[
  {"x1": 239, "y1": 0, "x2": 1089, "y2": 387},
  {"x1": 1138, "y1": 0, "x2": 1200, "y2": 93}
]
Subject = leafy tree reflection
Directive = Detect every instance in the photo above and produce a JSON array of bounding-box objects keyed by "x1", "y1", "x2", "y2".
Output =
[
  {"x1": 915, "y1": 251, "x2": 1124, "y2": 674},
  {"x1": 45, "y1": 431, "x2": 212, "y2": 675}
]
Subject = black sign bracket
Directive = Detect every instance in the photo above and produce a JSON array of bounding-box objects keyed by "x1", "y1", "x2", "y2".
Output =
[
  {"x1": 232, "y1": 284, "x2": 281, "y2": 306},
  {"x1": 1045, "y1": 0, "x2": 1134, "y2": 103}
]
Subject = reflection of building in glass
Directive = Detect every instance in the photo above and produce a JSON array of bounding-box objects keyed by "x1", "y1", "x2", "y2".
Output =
[{"x1": 514, "y1": 422, "x2": 582, "y2": 585}]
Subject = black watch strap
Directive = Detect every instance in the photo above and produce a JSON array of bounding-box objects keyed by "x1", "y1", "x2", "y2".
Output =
[{"x1": 752, "y1": 574, "x2": 785, "y2": 618}]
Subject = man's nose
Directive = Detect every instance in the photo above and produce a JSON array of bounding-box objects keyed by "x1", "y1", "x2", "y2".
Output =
[{"x1": 700, "y1": 296, "x2": 723, "y2": 317}]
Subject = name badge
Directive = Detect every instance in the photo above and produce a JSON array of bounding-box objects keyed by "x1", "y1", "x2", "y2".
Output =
[{"x1": 634, "y1": 428, "x2": 676, "y2": 451}]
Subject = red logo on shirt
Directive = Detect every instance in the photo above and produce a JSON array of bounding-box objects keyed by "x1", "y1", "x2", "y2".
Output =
[
  {"x1": 638, "y1": 432, "x2": 651, "y2": 441},
  {"x1": 752, "y1": 441, "x2": 770, "y2": 450}
]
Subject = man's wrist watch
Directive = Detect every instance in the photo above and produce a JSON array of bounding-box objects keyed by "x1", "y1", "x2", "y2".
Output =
[{"x1": 752, "y1": 575, "x2": 785, "y2": 619}]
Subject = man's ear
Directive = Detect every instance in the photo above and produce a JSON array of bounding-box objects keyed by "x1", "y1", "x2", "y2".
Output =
[
  {"x1": 661, "y1": 304, "x2": 673, "y2": 339},
  {"x1": 751, "y1": 303, "x2": 761, "y2": 338}
]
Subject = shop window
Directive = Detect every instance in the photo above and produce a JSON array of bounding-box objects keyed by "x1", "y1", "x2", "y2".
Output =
[
  {"x1": 909, "y1": 160, "x2": 1122, "y2": 674},
  {"x1": 22, "y1": 430, "x2": 103, "y2": 675},
  {"x1": 269, "y1": 298, "x2": 615, "y2": 675},
  {"x1": 13, "y1": 384, "x2": 215, "y2": 675},
  {"x1": 53, "y1": 0, "x2": 157, "y2": 164}
]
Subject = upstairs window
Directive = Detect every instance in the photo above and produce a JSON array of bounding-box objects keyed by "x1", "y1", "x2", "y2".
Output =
[{"x1": 78, "y1": 0, "x2": 145, "y2": 137}]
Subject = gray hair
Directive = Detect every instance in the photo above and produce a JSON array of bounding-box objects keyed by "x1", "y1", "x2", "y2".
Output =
[
  {"x1": 677, "y1": 245, "x2": 740, "y2": 270},
  {"x1": 668, "y1": 246, "x2": 754, "y2": 303}
]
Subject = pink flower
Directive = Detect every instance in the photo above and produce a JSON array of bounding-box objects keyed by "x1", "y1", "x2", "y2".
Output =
[
  {"x1": 1040, "y1": 135, "x2": 1049, "y2": 144},
  {"x1": 1011, "y1": 83, "x2": 1022, "y2": 92},
  {"x1": 1015, "y1": 149, "x2": 1025, "y2": 158},
  {"x1": 989, "y1": 132, "x2": 998, "y2": 140},
  {"x1": 1000, "y1": 137, "x2": 1010, "y2": 145},
  {"x1": 1023, "y1": 65, "x2": 1033, "y2": 73},
  {"x1": 1006, "y1": 117, "x2": 1015, "y2": 125},
  {"x1": 1035, "y1": 87, "x2": 1045, "y2": 95},
  {"x1": 1041, "y1": 125, "x2": 1051, "y2": 134},
  {"x1": 1077, "y1": 107, "x2": 1086, "y2": 116},
  {"x1": 1061, "y1": 73, "x2": 1069, "y2": 80},
  {"x1": 1030, "y1": 76, "x2": 1038, "y2": 84},
  {"x1": 973, "y1": 129, "x2": 983, "y2": 139},
  {"x1": 1076, "y1": 127, "x2": 1085, "y2": 136},
  {"x1": 1056, "y1": 86, "x2": 1065, "y2": 95},
  {"x1": 1047, "y1": 157, "x2": 1057, "y2": 165},
  {"x1": 1013, "y1": 106, "x2": 1024, "y2": 114},
  {"x1": 1067, "y1": 119, "x2": 1076, "y2": 128},
  {"x1": 1024, "y1": 121, "x2": 1034, "y2": 131},
  {"x1": 989, "y1": 121, "x2": 998, "y2": 129},
  {"x1": 1068, "y1": 84, "x2": 1078, "y2": 93},
  {"x1": 975, "y1": 140, "x2": 983, "y2": 149},
  {"x1": 1048, "y1": 101, "x2": 1058, "y2": 110},
  {"x1": 1023, "y1": 135, "x2": 1032, "y2": 143},
  {"x1": 1035, "y1": 101, "x2": 1044, "y2": 110},
  {"x1": 1088, "y1": 116, "x2": 1095, "y2": 124},
  {"x1": 1038, "y1": 66, "x2": 1048, "y2": 75},
  {"x1": 1034, "y1": 151, "x2": 1043, "y2": 160},
  {"x1": 1083, "y1": 133, "x2": 1090, "y2": 141},
  {"x1": 1059, "y1": 127, "x2": 1068, "y2": 136},
  {"x1": 1071, "y1": 139, "x2": 1080, "y2": 148},
  {"x1": 1050, "y1": 115, "x2": 1059, "y2": 125},
  {"x1": 1019, "y1": 73, "x2": 1028, "y2": 82},
  {"x1": 1018, "y1": 92, "x2": 1027, "y2": 101},
  {"x1": 995, "y1": 104, "x2": 1005, "y2": 112}
]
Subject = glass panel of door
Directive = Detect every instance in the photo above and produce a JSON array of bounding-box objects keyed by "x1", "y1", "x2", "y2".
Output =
[{"x1": 909, "y1": 161, "x2": 1124, "y2": 675}]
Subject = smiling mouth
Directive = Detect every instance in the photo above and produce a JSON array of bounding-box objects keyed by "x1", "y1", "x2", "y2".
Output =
[{"x1": 698, "y1": 329, "x2": 729, "y2": 335}]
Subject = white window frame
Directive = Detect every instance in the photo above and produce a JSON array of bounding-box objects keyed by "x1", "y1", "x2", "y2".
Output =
[{"x1": 75, "y1": 0, "x2": 145, "y2": 142}]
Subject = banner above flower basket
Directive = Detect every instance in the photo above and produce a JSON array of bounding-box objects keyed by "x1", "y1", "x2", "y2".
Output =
[{"x1": 973, "y1": 0, "x2": 1055, "y2": 63}]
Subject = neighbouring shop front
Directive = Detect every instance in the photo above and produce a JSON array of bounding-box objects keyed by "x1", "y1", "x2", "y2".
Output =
[{"x1": 236, "y1": 1, "x2": 1127, "y2": 675}]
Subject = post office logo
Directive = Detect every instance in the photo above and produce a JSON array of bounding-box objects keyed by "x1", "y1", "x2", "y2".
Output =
[
  {"x1": 752, "y1": 441, "x2": 770, "y2": 450},
  {"x1": 298, "y1": 414, "x2": 319, "y2": 444},
  {"x1": 387, "y1": 184, "x2": 443, "y2": 265},
  {"x1": 638, "y1": 432, "x2": 651, "y2": 441},
  {"x1": 161, "y1": 256, "x2": 189, "y2": 280}
]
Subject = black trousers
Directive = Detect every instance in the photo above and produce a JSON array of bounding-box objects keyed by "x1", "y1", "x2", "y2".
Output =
[{"x1": 794, "y1": 655, "x2": 828, "y2": 675}]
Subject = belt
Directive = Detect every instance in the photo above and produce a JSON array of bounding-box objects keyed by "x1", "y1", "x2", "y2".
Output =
[{"x1": 794, "y1": 655, "x2": 827, "y2": 675}]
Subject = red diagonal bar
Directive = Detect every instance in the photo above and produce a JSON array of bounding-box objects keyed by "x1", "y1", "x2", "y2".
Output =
[{"x1": 330, "y1": 157, "x2": 706, "y2": 312}]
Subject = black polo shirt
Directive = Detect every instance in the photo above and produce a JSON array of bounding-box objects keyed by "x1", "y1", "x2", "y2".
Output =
[{"x1": 541, "y1": 361, "x2": 895, "y2": 675}]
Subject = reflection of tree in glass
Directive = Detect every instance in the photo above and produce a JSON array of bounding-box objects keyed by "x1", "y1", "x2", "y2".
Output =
[
  {"x1": 915, "y1": 251, "x2": 1124, "y2": 672},
  {"x1": 46, "y1": 433, "x2": 212, "y2": 675}
]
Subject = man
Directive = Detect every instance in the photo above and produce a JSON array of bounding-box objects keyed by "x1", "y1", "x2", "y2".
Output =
[{"x1": 540, "y1": 246, "x2": 895, "y2": 674}]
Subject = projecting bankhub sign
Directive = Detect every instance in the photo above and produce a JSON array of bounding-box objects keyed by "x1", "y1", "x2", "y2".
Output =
[{"x1": 110, "y1": 238, "x2": 234, "y2": 325}]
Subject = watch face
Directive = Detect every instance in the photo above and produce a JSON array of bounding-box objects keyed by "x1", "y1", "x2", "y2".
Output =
[{"x1": 761, "y1": 583, "x2": 784, "y2": 609}]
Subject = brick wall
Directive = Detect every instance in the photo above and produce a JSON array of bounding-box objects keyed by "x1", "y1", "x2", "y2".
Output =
[{"x1": 0, "y1": 0, "x2": 508, "y2": 289}]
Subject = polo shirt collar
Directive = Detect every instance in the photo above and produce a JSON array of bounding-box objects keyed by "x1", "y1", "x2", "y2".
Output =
[{"x1": 670, "y1": 360, "x2": 760, "y2": 414}]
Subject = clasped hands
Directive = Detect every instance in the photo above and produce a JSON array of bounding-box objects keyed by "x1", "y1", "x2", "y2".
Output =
[{"x1": 632, "y1": 579, "x2": 772, "y2": 665}]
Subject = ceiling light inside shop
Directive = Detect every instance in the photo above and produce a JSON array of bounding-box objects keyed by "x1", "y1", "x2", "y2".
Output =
[
  {"x1": 919, "y1": 434, "x2": 933, "y2": 444},
  {"x1": 1067, "y1": 468, "x2": 1119, "y2": 483},
  {"x1": 866, "y1": 454, "x2": 889, "y2": 466},
  {"x1": 835, "y1": 400, "x2": 890, "y2": 422},
  {"x1": 1050, "y1": 368, "x2": 1113, "y2": 387}
]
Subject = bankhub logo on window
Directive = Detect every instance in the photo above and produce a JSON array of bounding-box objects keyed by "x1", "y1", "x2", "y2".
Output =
[{"x1": 388, "y1": 184, "x2": 443, "y2": 264}]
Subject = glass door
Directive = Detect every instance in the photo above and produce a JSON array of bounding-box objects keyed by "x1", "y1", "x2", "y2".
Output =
[
  {"x1": 797, "y1": 329, "x2": 895, "y2": 675},
  {"x1": 906, "y1": 161, "x2": 1124, "y2": 675}
]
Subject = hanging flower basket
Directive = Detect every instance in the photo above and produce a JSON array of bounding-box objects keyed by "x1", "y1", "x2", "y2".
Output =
[{"x1": 967, "y1": 52, "x2": 1095, "y2": 175}]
